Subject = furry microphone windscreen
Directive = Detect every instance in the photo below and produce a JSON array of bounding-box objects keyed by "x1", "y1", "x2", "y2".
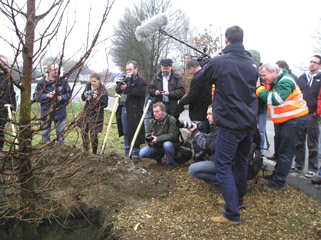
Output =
[{"x1": 135, "y1": 13, "x2": 168, "y2": 41}]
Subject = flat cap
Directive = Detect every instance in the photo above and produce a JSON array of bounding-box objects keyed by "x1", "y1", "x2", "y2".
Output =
[{"x1": 160, "y1": 58, "x2": 173, "y2": 66}]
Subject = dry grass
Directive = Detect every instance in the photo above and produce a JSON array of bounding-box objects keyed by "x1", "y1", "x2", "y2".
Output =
[{"x1": 111, "y1": 160, "x2": 321, "y2": 240}]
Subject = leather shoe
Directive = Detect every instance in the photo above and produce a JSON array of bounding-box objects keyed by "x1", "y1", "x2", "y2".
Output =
[
  {"x1": 131, "y1": 157, "x2": 140, "y2": 164},
  {"x1": 311, "y1": 177, "x2": 321, "y2": 184},
  {"x1": 262, "y1": 182, "x2": 285, "y2": 190},
  {"x1": 167, "y1": 164, "x2": 178, "y2": 171},
  {"x1": 217, "y1": 198, "x2": 225, "y2": 205},
  {"x1": 266, "y1": 155, "x2": 276, "y2": 160},
  {"x1": 210, "y1": 216, "x2": 240, "y2": 225},
  {"x1": 263, "y1": 174, "x2": 273, "y2": 180}
]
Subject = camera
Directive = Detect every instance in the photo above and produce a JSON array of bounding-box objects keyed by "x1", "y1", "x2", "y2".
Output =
[
  {"x1": 176, "y1": 120, "x2": 203, "y2": 129},
  {"x1": 115, "y1": 73, "x2": 134, "y2": 85},
  {"x1": 191, "y1": 56, "x2": 211, "y2": 67},
  {"x1": 145, "y1": 132, "x2": 154, "y2": 144},
  {"x1": 159, "y1": 90, "x2": 165, "y2": 93},
  {"x1": 86, "y1": 90, "x2": 94, "y2": 101},
  {"x1": 194, "y1": 150, "x2": 207, "y2": 162}
]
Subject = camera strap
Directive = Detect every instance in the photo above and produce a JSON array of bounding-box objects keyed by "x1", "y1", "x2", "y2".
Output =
[{"x1": 148, "y1": 114, "x2": 169, "y2": 136}]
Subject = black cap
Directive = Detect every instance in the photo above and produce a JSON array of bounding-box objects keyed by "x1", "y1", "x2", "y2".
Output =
[{"x1": 160, "y1": 58, "x2": 173, "y2": 66}]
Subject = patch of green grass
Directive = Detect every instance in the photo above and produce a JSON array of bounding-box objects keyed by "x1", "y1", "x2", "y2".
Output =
[
  {"x1": 290, "y1": 217, "x2": 309, "y2": 226},
  {"x1": 107, "y1": 88, "x2": 116, "y2": 97},
  {"x1": 5, "y1": 102, "x2": 124, "y2": 154}
]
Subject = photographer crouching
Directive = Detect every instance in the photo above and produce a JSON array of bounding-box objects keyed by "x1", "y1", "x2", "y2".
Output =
[
  {"x1": 139, "y1": 102, "x2": 180, "y2": 171},
  {"x1": 188, "y1": 105, "x2": 219, "y2": 189}
]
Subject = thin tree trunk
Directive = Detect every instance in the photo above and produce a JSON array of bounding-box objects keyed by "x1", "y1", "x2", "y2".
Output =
[{"x1": 20, "y1": 0, "x2": 38, "y2": 238}]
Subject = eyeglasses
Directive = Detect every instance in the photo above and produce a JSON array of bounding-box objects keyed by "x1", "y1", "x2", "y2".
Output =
[{"x1": 310, "y1": 60, "x2": 321, "y2": 65}]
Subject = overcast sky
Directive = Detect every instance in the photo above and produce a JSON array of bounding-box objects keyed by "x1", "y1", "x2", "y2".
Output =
[
  {"x1": 171, "y1": 0, "x2": 321, "y2": 75},
  {"x1": 1, "y1": 0, "x2": 320, "y2": 76},
  {"x1": 99, "y1": 0, "x2": 321, "y2": 74}
]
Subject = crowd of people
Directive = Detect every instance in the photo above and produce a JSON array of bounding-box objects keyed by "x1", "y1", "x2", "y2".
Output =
[{"x1": 1, "y1": 25, "x2": 321, "y2": 225}]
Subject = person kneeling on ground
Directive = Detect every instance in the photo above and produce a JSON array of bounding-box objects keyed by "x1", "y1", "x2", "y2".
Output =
[
  {"x1": 188, "y1": 105, "x2": 219, "y2": 189},
  {"x1": 139, "y1": 102, "x2": 180, "y2": 171}
]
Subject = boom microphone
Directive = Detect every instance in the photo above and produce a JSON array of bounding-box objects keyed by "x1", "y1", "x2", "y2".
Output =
[{"x1": 135, "y1": 13, "x2": 168, "y2": 41}]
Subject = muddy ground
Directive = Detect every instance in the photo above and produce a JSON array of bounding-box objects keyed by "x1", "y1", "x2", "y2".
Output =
[{"x1": 1, "y1": 144, "x2": 321, "y2": 239}]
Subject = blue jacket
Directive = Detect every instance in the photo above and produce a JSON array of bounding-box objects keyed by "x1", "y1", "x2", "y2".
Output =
[
  {"x1": 199, "y1": 43, "x2": 258, "y2": 132},
  {"x1": 34, "y1": 77, "x2": 71, "y2": 121}
]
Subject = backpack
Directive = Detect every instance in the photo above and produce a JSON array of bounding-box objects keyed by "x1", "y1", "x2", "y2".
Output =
[
  {"x1": 247, "y1": 129, "x2": 263, "y2": 180},
  {"x1": 174, "y1": 132, "x2": 192, "y2": 164}
]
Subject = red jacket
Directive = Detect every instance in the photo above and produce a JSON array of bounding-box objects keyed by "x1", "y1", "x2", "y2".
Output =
[{"x1": 317, "y1": 87, "x2": 321, "y2": 116}]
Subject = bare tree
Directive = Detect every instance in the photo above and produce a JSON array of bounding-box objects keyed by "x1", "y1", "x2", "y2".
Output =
[
  {"x1": 312, "y1": 18, "x2": 321, "y2": 53},
  {"x1": 110, "y1": 0, "x2": 191, "y2": 83},
  {"x1": 0, "y1": 0, "x2": 114, "y2": 238}
]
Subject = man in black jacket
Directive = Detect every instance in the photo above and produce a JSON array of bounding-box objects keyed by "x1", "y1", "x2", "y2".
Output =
[
  {"x1": 149, "y1": 59, "x2": 185, "y2": 119},
  {"x1": 178, "y1": 60, "x2": 212, "y2": 131},
  {"x1": 199, "y1": 26, "x2": 258, "y2": 225},
  {"x1": 116, "y1": 60, "x2": 146, "y2": 163},
  {"x1": 292, "y1": 55, "x2": 321, "y2": 177},
  {"x1": 0, "y1": 55, "x2": 17, "y2": 151},
  {"x1": 188, "y1": 105, "x2": 218, "y2": 185}
]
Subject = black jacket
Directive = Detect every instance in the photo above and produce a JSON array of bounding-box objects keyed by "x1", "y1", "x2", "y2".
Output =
[
  {"x1": 191, "y1": 124, "x2": 218, "y2": 161},
  {"x1": 0, "y1": 73, "x2": 16, "y2": 117},
  {"x1": 297, "y1": 72, "x2": 321, "y2": 114},
  {"x1": 149, "y1": 70, "x2": 185, "y2": 118},
  {"x1": 178, "y1": 69, "x2": 212, "y2": 121},
  {"x1": 78, "y1": 82, "x2": 109, "y2": 133},
  {"x1": 199, "y1": 43, "x2": 258, "y2": 132},
  {"x1": 116, "y1": 73, "x2": 146, "y2": 147}
]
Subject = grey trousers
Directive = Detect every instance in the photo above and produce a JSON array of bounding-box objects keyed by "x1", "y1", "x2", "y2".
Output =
[{"x1": 294, "y1": 114, "x2": 320, "y2": 172}]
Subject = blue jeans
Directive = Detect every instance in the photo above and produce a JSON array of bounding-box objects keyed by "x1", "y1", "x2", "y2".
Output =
[
  {"x1": 121, "y1": 106, "x2": 139, "y2": 157},
  {"x1": 144, "y1": 110, "x2": 153, "y2": 131},
  {"x1": 214, "y1": 128, "x2": 254, "y2": 222},
  {"x1": 188, "y1": 160, "x2": 218, "y2": 186},
  {"x1": 139, "y1": 141, "x2": 176, "y2": 165},
  {"x1": 42, "y1": 119, "x2": 65, "y2": 144},
  {"x1": 272, "y1": 115, "x2": 308, "y2": 185},
  {"x1": 257, "y1": 109, "x2": 267, "y2": 153}
]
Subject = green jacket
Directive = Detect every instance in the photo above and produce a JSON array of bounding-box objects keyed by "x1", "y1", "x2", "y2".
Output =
[
  {"x1": 147, "y1": 113, "x2": 180, "y2": 148},
  {"x1": 257, "y1": 69, "x2": 296, "y2": 106}
]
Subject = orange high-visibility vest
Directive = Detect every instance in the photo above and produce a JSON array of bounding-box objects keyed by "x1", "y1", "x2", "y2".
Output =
[{"x1": 268, "y1": 77, "x2": 308, "y2": 124}]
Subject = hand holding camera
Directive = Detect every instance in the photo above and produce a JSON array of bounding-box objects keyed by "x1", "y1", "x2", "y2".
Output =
[
  {"x1": 85, "y1": 90, "x2": 97, "y2": 101},
  {"x1": 145, "y1": 132, "x2": 157, "y2": 145}
]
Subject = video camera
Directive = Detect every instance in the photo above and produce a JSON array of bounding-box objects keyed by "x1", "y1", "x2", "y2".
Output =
[
  {"x1": 176, "y1": 120, "x2": 203, "y2": 129},
  {"x1": 191, "y1": 55, "x2": 211, "y2": 68},
  {"x1": 115, "y1": 73, "x2": 134, "y2": 86}
]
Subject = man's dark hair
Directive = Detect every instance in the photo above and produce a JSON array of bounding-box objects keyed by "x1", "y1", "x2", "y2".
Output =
[
  {"x1": 276, "y1": 60, "x2": 290, "y2": 70},
  {"x1": 126, "y1": 60, "x2": 138, "y2": 69},
  {"x1": 313, "y1": 55, "x2": 321, "y2": 63},
  {"x1": 225, "y1": 26, "x2": 243, "y2": 43},
  {"x1": 186, "y1": 60, "x2": 200, "y2": 69}
]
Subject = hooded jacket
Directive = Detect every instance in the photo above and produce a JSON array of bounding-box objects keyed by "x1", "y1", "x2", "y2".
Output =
[{"x1": 296, "y1": 72, "x2": 321, "y2": 114}]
